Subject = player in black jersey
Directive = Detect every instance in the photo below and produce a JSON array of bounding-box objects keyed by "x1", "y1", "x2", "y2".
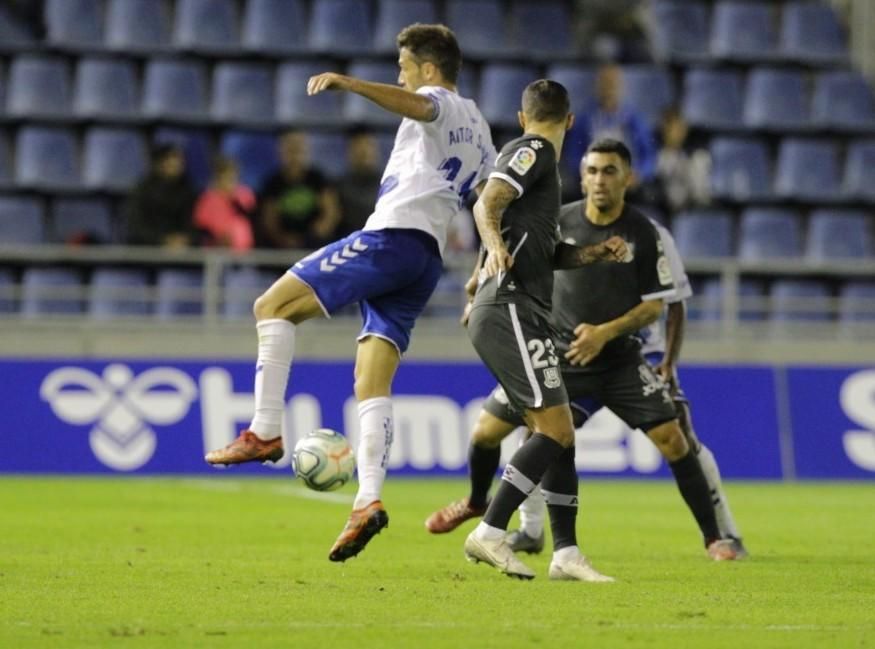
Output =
[
  {"x1": 463, "y1": 81, "x2": 626, "y2": 580},
  {"x1": 429, "y1": 139, "x2": 739, "y2": 563}
]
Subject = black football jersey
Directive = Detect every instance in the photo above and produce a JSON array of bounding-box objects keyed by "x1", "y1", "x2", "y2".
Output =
[
  {"x1": 552, "y1": 201, "x2": 675, "y2": 368},
  {"x1": 473, "y1": 134, "x2": 562, "y2": 315}
]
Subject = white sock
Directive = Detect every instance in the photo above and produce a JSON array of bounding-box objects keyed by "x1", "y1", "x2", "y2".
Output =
[
  {"x1": 352, "y1": 397, "x2": 393, "y2": 510},
  {"x1": 474, "y1": 521, "x2": 505, "y2": 541},
  {"x1": 519, "y1": 486, "x2": 546, "y2": 538},
  {"x1": 553, "y1": 545, "x2": 580, "y2": 563},
  {"x1": 697, "y1": 444, "x2": 742, "y2": 539},
  {"x1": 249, "y1": 319, "x2": 295, "y2": 440}
]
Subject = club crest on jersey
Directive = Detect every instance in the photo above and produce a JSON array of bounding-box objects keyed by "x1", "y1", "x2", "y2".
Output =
[
  {"x1": 543, "y1": 367, "x2": 561, "y2": 389},
  {"x1": 509, "y1": 147, "x2": 537, "y2": 175},
  {"x1": 657, "y1": 255, "x2": 673, "y2": 285}
]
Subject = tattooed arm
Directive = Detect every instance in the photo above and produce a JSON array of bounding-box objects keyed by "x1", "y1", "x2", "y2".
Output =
[
  {"x1": 553, "y1": 236, "x2": 629, "y2": 269},
  {"x1": 472, "y1": 178, "x2": 518, "y2": 279}
]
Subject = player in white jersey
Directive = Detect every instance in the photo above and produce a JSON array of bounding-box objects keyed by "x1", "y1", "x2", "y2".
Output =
[
  {"x1": 510, "y1": 218, "x2": 746, "y2": 557},
  {"x1": 204, "y1": 24, "x2": 496, "y2": 562}
]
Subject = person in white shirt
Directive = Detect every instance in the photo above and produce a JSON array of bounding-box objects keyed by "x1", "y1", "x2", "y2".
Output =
[{"x1": 205, "y1": 24, "x2": 496, "y2": 563}]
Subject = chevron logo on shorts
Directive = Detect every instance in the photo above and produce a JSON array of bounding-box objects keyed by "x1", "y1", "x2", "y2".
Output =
[{"x1": 320, "y1": 237, "x2": 369, "y2": 272}]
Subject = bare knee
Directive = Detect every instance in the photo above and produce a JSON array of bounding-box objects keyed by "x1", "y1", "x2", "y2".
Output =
[
  {"x1": 646, "y1": 420, "x2": 689, "y2": 461},
  {"x1": 253, "y1": 293, "x2": 279, "y2": 321}
]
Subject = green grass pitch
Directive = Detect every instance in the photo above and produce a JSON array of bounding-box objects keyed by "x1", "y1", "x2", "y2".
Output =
[{"x1": 1, "y1": 477, "x2": 873, "y2": 648}]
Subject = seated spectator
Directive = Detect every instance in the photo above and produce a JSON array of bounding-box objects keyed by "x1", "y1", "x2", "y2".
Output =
[
  {"x1": 575, "y1": 0, "x2": 650, "y2": 62},
  {"x1": 124, "y1": 144, "x2": 197, "y2": 248},
  {"x1": 563, "y1": 63, "x2": 657, "y2": 199},
  {"x1": 335, "y1": 126, "x2": 382, "y2": 237},
  {"x1": 655, "y1": 107, "x2": 711, "y2": 215},
  {"x1": 193, "y1": 156, "x2": 255, "y2": 252},
  {"x1": 257, "y1": 130, "x2": 341, "y2": 249}
]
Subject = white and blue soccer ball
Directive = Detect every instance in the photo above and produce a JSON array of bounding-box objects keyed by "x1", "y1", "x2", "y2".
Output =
[{"x1": 292, "y1": 428, "x2": 355, "y2": 492}]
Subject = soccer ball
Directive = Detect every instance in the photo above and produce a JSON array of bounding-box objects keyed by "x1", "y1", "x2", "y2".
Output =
[{"x1": 291, "y1": 428, "x2": 355, "y2": 492}]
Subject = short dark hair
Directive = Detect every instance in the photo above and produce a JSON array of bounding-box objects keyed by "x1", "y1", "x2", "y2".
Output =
[
  {"x1": 397, "y1": 24, "x2": 461, "y2": 84},
  {"x1": 521, "y1": 79, "x2": 570, "y2": 123},
  {"x1": 585, "y1": 138, "x2": 633, "y2": 167},
  {"x1": 151, "y1": 143, "x2": 182, "y2": 166}
]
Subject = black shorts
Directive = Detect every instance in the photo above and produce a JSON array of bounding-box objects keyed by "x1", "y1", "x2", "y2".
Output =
[
  {"x1": 483, "y1": 352, "x2": 676, "y2": 432},
  {"x1": 467, "y1": 302, "x2": 568, "y2": 412}
]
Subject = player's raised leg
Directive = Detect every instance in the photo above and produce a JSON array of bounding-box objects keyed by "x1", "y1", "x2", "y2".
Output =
[{"x1": 204, "y1": 273, "x2": 324, "y2": 466}]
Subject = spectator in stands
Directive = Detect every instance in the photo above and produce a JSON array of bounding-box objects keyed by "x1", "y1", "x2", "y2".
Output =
[
  {"x1": 335, "y1": 126, "x2": 382, "y2": 237},
  {"x1": 575, "y1": 0, "x2": 651, "y2": 62},
  {"x1": 563, "y1": 63, "x2": 657, "y2": 200},
  {"x1": 258, "y1": 130, "x2": 341, "y2": 249},
  {"x1": 654, "y1": 107, "x2": 711, "y2": 215},
  {"x1": 193, "y1": 156, "x2": 256, "y2": 252},
  {"x1": 124, "y1": 144, "x2": 197, "y2": 248}
]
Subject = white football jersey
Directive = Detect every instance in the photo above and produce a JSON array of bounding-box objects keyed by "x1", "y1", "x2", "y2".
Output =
[
  {"x1": 638, "y1": 219, "x2": 693, "y2": 357},
  {"x1": 363, "y1": 85, "x2": 496, "y2": 255}
]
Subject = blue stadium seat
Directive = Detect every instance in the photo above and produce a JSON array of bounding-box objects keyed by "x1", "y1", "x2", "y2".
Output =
[
  {"x1": 671, "y1": 209, "x2": 734, "y2": 258},
  {"x1": 811, "y1": 71, "x2": 875, "y2": 130},
  {"x1": 0, "y1": 132, "x2": 11, "y2": 187},
  {"x1": 478, "y1": 63, "x2": 540, "y2": 129},
  {"x1": 738, "y1": 208, "x2": 802, "y2": 260},
  {"x1": 709, "y1": 137, "x2": 772, "y2": 200},
  {"x1": 89, "y1": 267, "x2": 151, "y2": 319},
  {"x1": 0, "y1": 196, "x2": 45, "y2": 245},
  {"x1": 15, "y1": 127, "x2": 80, "y2": 190},
  {"x1": 45, "y1": 0, "x2": 102, "y2": 48},
  {"x1": 142, "y1": 60, "x2": 209, "y2": 120},
  {"x1": 309, "y1": 0, "x2": 372, "y2": 54},
  {"x1": 6, "y1": 56, "x2": 71, "y2": 118},
  {"x1": 681, "y1": 68, "x2": 744, "y2": 129},
  {"x1": 223, "y1": 267, "x2": 274, "y2": 319},
  {"x1": 173, "y1": 0, "x2": 239, "y2": 52},
  {"x1": 21, "y1": 267, "x2": 84, "y2": 317},
  {"x1": 508, "y1": 0, "x2": 573, "y2": 57},
  {"x1": 212, "y1": 63, "x2": 274, "y2": 124},
  {"x1": 242, "y1": 0, "x2": 306, "y2": 54},
  {"x1": 770, "y1": 279, "x2": 832, "y2": 324},
  {"x1": 456, "y1": 67, "x2": 479, "y2": 103},
  {"x1": 51, "y1": 198, "x2": 114, "y2": 245},
  {"x1": 73, "y1": 59, "x2": 139, "y2": 119},
  {"x1": 82, "y1": 128, "x2": 148, "y2": 191},
  {"x1": 693, "y1": 277, "x2": 768, "y2": 321},
  {"x1": 0, "y1": 268, "x2": 15, "y2": 313},
  {"x1": 650, "y1": 0, "x2": 710, "y2": 61},
  {"x1": 843, "y1": 140, "x2": 875, "y2": 203},
  {"x1": 839, "y1": 281, "x2": 875, "y2": 326},
  {"x1": 220, "y1": 130, "x2": 279, "y2": 193},
  {"x1": 309, "y1": 133, "x2": 348, "y2": 179},
  {"x1": 374, "y1": 0, "x2": 438, "y2": 53},
  {"x1": 546, "y1": 65, "x2": 597, "y2": 117},
  {"x1": 343, "y1": 62, "x2": 403, "y2": 127},
  {"x1": 780, "y1": 2, "x2": 847, "y2": 63},
  {"x1": 106, "y1": 0, "x2": 171, "y2": 51},
  {"x1": 622, "y1": 65, "x2": 675, "y2": 126},
  {"x1": 276, "y1": 61, "x2": 343, "y2": 125},
  {"x1": 806, "y1": 209, "x2": 873, "y2": 261},
  {"x1": 154, "y1": 127, "x2": 212, "y2": 191},
  {"x1": 743, "y1": 67, "x2": 809, "y2": 129},
  {"x1": 156, "y1": 268, "x2": 203, "y2": 319},
  {"x1": 710, "y1": 1, "x2": 777, "y2": 60},
  {"x1": 445, "y1": 0, "x2": 510, "y2": 57},
  {"x1": 774, "y1": 138, "x2": 841, "y2": 201},
  {"x1": 375, "y1": 132, "x2": 396, "y2": 168}
]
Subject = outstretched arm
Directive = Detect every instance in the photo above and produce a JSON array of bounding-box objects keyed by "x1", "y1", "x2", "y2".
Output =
[
  {"x1": 472, "y1": 178, "x2": 517, "y2": 279},
  {"x1": 553, "y1": 236, "x2": 629, "y2": 269},
  {"x1": 307, "y1": 73, "x2": 437, "y2": 121}
]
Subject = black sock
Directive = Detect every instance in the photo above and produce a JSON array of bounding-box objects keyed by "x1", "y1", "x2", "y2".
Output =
[
  {"x1": 468, "y1": 443, "x2": 501, "y2": 509},
  {"x1": 669, "y1": 449, "x2": 720, "y2": 544},
  {"x1": 541, "y1": 445, "x2": 578, "y2": 551},
  {"x1": 483, "y1": 433, "x2": 564, "y2": 530}
]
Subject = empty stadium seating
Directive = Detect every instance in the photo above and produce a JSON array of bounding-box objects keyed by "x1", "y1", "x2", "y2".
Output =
[
  {"x1": 88, "y1": 267, "x2": 151, "y2": 318},
  {"x1": 738, "y1": 208, "x2": 803, "y2": 260},
  {"x1": 156, "y1": 268, "x2": 203, "y2": 318},
  {"x1": 672, "y1": 209, "x2": 735, "y2": 259},
  {"x1": 73, "y1": 58, "x2": 139, "y2": 120},
  {"x1": 105, "y1": 0, "x2": 171, "y2": 51},
  {"x1": 21, "y1": 267, "x2": 84, "y2": 316},
  {"x1": 711, "y1": 1, "x2": 777, "y2": 61},
  {"x1": 0, "y1": 196, "x2": 45, "y2": 245},
  {"x1": 241, "y1": 0, "x2": 307, "y2": 54},
  {"x1": 50, "y1": 198, "x2": 114, "y2": 244}
]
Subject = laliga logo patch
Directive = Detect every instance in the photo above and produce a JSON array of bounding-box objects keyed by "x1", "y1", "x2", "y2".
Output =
[
  {"x1": 509, "y1": 147, "x2": 537, "y2": 175},
  {"x1": 40, "y1": 364, "x2": 197, "y2": 471}
]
